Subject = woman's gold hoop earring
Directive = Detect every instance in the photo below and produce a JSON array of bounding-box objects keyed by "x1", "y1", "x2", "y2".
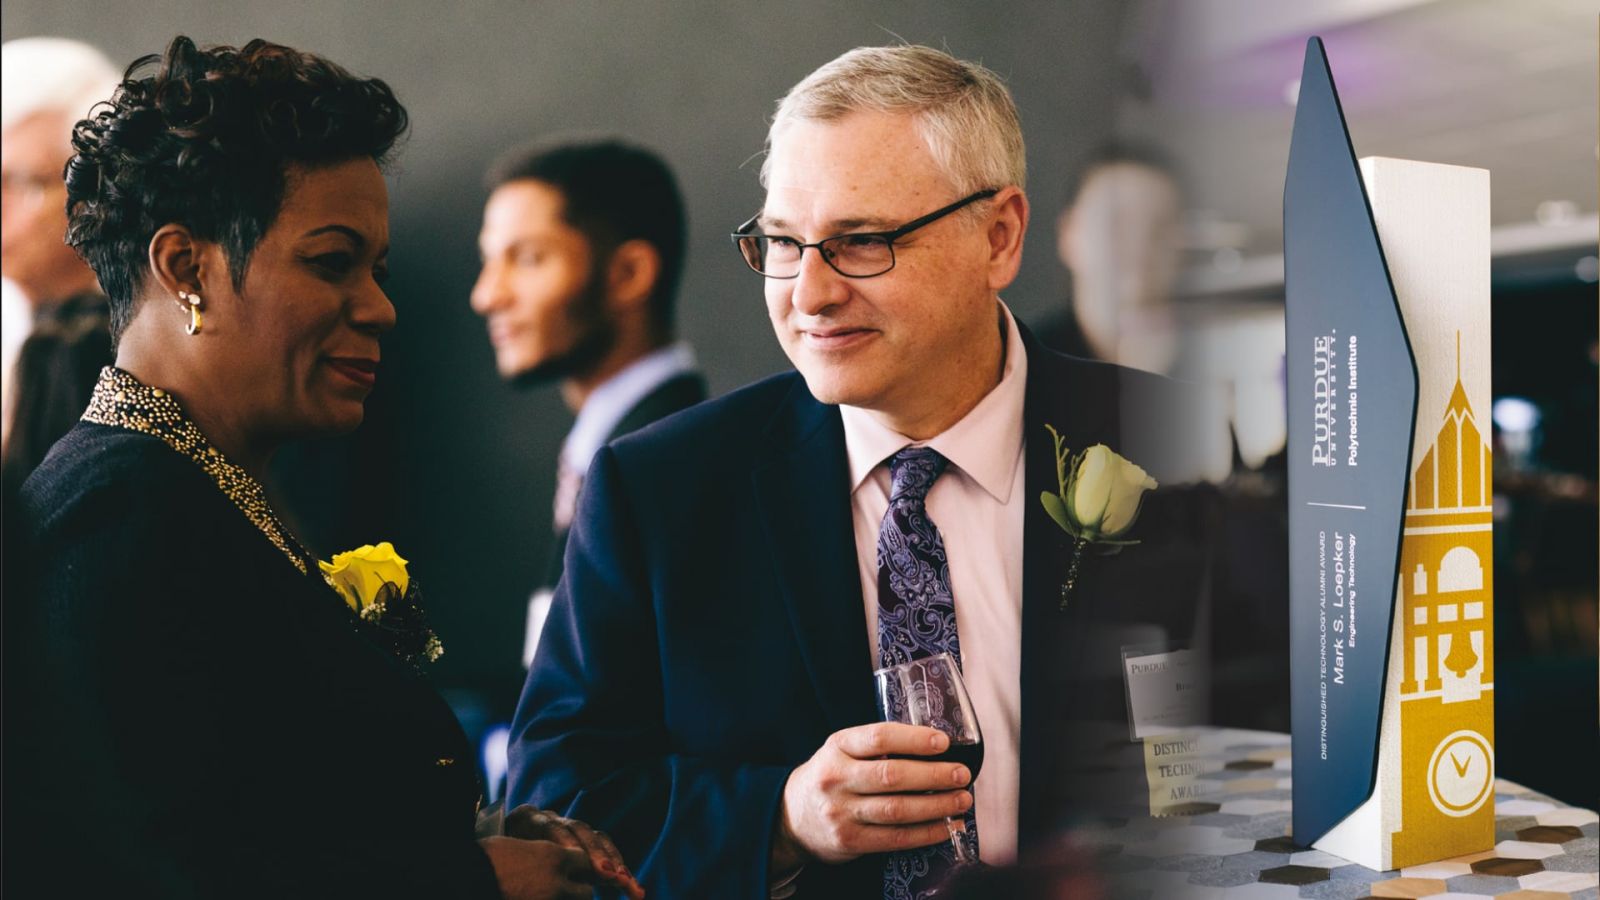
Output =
[{"x1": 178, "y1": 290, "x2": 203, "y2": 335}]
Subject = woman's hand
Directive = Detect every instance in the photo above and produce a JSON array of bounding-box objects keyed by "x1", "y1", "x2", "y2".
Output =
[
  {"x1": 478, "y1": 836, "x2": 595, "y2": 900},
  {"x1": 502, "y1": 806, "x2": 645, "y2": 899}
]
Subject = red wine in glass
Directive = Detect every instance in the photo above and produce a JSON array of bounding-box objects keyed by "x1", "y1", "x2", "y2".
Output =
[
  {"x1": 874, "y1": 651, "x2": 983, "y2": 865},
  {"x1": 922, "y1": 738, "x2": 984, "y2": 781}
]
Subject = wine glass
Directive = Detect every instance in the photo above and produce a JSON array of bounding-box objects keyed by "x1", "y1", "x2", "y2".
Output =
[{"x1": 874, "y1": 651, "x2": 984, "y2": 865}]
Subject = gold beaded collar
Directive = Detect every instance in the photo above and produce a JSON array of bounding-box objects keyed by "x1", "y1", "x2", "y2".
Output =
[{"x1": 81, "y1": 366, "x2": 312, "y2": 575}]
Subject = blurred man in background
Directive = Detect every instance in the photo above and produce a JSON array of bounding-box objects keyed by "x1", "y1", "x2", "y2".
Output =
[
  {"x1": 1, "y1": 37, "x2": 118, "y2": 455},
  {"x1": 1035, "y1": 143, "x2": 1185, "y2": 375},
  {"x1": 471, "y1": 137, "x2": 706, "y2": 669},
  {"x1": 1039, "y1": 144, "x2": 1293, "y2": 730},
  {"x1": 1040, "y1": 143, "x2": 1266, "y2": 486}
]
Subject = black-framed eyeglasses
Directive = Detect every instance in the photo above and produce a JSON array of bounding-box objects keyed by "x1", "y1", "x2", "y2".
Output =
[{"x1": 730, "y1": 188, "x2": 999, "y2": 279}]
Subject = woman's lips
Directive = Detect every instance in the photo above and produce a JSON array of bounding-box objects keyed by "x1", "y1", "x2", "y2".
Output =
[{"x1": 326, "y1": 357, "x2": 378, "y2": 389}]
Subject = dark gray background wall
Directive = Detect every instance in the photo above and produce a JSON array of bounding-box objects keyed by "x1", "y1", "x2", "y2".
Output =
[{"x1": 3, "y1": 1, "x2": 1129, "y2": 705}]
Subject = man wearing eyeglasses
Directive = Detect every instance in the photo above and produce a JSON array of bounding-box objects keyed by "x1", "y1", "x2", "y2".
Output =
[{"x1": 508, "y1": 45, "x2": 1217, "y2": 898}]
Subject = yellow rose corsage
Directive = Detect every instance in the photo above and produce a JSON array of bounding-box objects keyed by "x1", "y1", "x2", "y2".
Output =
[{"x1": 319, "y1": 542, "x2": 443, "y2": 664}]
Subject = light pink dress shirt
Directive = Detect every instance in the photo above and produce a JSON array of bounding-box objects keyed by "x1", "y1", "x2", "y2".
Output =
[{"x1": 838, "y1": 304, "x2": 1028, "y2": 865}]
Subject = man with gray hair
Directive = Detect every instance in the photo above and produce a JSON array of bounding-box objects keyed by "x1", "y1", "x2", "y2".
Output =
[
  {"x1": 2, "y1": 37, "x2": 119, "y2": 447},
  {"x1": 508, "y1": 44, "x2": 1215, "y2": 898}
]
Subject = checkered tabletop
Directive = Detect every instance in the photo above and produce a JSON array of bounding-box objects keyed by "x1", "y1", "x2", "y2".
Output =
[{"x1": 1077, "y1": 729, "x2": 1598, "y2": 900}]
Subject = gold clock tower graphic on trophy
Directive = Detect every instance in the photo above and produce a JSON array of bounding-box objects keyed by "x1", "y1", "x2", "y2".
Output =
[{"x1": 1391, "y1": 340, "x2": 1495, "y2": 867}]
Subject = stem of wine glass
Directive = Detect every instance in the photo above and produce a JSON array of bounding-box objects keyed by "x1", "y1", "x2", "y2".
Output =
[{"x1": 945, "y1": 815, "x2": 976, "y2": 864}]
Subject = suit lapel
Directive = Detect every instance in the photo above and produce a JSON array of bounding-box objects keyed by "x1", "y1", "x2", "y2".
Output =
[
  {"x1": 751, "y1": 377, "x2": 878, "y2": 732},
  {"x1": 1017, "y1": 327, "x2": 1121, "y2": 844}
]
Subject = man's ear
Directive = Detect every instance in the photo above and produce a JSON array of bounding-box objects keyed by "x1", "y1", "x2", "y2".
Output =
[
  {"x1": 605, "y1": 239, "x2": 663, "y2": 312},
  {"x1": 985, "y1": 186, "x2": 1030, "y2": 292},
  {"x1": 147, "y1": 224, "x2": 210, "y2": 299}
]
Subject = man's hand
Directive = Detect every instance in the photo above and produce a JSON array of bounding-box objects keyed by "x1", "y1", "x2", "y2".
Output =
[
  {"x1": 503, "y1": 806, "x2": 646, "y2": 899},
  {"x1": 772, "y1": 723, "x2": 973, "y2": 873}
]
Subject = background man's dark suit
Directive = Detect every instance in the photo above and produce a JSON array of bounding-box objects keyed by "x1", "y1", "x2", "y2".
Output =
[
  {"x1": 507, "y1": 327, "x2": 1222, "y2": 897},
  {"x1": 540, "y1": 370, "x2": 707, "y2": 589}
]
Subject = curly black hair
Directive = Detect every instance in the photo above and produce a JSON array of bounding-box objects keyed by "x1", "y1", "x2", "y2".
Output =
[{"x1": 64, "y1": 36, "x2": 408, "y2": 342}]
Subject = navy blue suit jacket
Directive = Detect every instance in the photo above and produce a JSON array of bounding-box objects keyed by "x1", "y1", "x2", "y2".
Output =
[{"x1": 507, "y1": 327, "x2": 1220, "y2": 897}]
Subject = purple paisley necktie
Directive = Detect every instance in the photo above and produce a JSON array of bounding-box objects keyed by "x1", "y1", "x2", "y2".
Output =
[{"x1": 876, "y1": 447, "x2": 978, "y2": 898}]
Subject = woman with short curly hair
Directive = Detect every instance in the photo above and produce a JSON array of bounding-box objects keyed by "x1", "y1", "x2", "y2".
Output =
[{"x1": 13, "y1": 36, "x2": 640, "y2": 900}]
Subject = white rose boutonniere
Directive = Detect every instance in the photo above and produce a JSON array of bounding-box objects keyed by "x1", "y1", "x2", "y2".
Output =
[{"x1": 1039, "y1": 425, "x2": 1159, "y2": 610}]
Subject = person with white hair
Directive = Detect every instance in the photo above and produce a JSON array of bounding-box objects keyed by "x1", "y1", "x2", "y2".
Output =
[
  {"x1": 1, "y1": 37, "x2": 120, "y2": 448},
  {"x1": 506, "y1": 44, "x2": 1223, "y2": 898}
]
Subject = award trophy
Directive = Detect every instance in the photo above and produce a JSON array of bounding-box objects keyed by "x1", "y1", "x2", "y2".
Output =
[{"x1": 1287, "y1": 37, "x2": 1494, "y2": 871}]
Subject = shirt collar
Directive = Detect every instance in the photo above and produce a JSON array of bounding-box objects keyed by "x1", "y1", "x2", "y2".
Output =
[
  {"x1": 839, "y1": 302, "x2": 1028, "y2": 503},
  {"x1": 561, "y1": 342, "x2": 697, "y2": 472}
]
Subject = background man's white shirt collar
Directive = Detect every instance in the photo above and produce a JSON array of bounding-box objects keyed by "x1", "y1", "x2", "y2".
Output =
[{"x1": 560, "y1": 341, "x2": 697, "y2": 474}]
